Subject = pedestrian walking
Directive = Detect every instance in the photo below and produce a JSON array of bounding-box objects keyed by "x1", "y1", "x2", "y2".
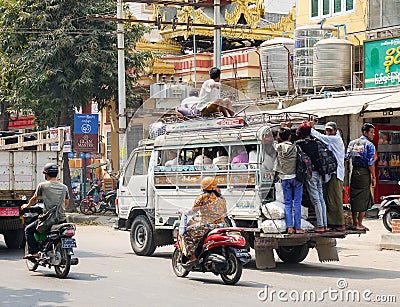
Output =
[
  {"x1": 311, "y1": 121, "x2": 346, "y2": 231},
  {"x1": 346, "y1": 123, "x2": 376, "y2": 231}
]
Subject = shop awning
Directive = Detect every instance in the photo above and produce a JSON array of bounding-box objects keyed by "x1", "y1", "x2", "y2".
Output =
[
  {"x1": 364, "y1": 91, "x2": 400, "y2": 112},
  {"x1": 280, "y1": 93, "x2": 392, "y2": 118}
]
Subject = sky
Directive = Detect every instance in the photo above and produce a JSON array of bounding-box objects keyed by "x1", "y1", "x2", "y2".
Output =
[{"x1": 264, "y1": 0, "x2": 295, "y2": 14}]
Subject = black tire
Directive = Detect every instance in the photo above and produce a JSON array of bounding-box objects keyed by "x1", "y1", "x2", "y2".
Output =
[
  {"x1": 383, "y1": 208, "x2": 400, "y2": 232},
  {"x1": 79, "y1": 200, "x2": 94, "y2": 215},
  {"x1": 54, "y1": 244, "x2": 71, "y2": 279},
  {"x1": 277, "y1": 244, "x2": 309, "y2": 264},
  {"x1": 24, "y1": 243, "x2": 38, "y2": 272},
  {"x1": 220, "y1": 251, "x2": 243, "y2": 285},
  {"x1": 130, "y1": 215, "x2": 156, "y2": 256},
  {"x1": 172, "y1": 248, "x2": 189, "y2": 277},
  {"x1": 4, "y1": 229, "x2": 24, "y2": 249}
]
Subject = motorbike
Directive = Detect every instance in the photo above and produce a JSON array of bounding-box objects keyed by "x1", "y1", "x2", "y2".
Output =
[
  {"x1": 379, "y1": 194, "x2": 400, "y2": 232},
  {"x1": 23, "y1": 205, "x2": 79, "y2": 278},
  {"x1": 79, "y1": 189, "x2": 116, "y2": 215},
  {"x1": 172, "y1": 226, "x2": 251, "y2": 285}
]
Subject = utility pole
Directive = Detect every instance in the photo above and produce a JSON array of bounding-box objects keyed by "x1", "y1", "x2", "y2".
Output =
[
  {"x1": 214, "y1": 0, "x2": 221, "y2": 68},
  {"x1": 117, "y1": 0, "x2": 127, "y2": 170}
]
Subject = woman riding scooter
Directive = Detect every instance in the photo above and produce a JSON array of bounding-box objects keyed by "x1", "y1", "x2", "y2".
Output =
[{"x1": 182, "y1": 177, "x2": 227, "y2": 266}]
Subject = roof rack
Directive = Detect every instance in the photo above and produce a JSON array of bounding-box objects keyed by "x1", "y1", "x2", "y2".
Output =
[{"x1": 244, "y1": 111, "x2": 317, "y2": 126}]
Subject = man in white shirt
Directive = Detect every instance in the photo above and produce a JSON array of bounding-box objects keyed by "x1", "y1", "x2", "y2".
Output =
[
  {"x1": 196, "y1": 67, "x2": 234, "y2": 117},
  {"x1": 165, "y1": 151, "x2": 179, "y2": 166},
  {"x1": 311, "y1": 121, "x2": 346, "y2": 231}
]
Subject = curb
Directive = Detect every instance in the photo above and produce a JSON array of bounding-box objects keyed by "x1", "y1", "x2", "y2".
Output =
[
  {"x1": 66, "y1": 213, "x2": 116, "y2": 227},
  {"x1": 379, "y1": 233, "x2": 400, "y2": 251}
]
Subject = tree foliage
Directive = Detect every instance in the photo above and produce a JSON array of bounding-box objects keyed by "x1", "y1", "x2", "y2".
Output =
[{"x1": 0, "y1": 0, "x2": 152, "y2": 128}]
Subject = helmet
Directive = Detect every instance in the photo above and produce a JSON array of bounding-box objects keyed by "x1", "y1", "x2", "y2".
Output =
[
  {"x1": 43, "y1": 163, "x2": 59, "y2": 176},
  {"x1": 201, "y1": 177, "x2": 218, "y2": 191}
]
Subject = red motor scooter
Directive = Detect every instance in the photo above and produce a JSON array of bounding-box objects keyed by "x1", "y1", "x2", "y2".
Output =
[{"x1": 172, "y1": 227, "x2": 251, "y2": 285}]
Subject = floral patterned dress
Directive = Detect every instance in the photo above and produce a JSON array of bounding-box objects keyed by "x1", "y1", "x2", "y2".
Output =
[{"x1": 181, "y1": 192, "x2": 227, "y2": 257}]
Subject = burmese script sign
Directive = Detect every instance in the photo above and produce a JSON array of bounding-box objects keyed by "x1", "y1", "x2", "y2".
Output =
[
  {"x1": 73, "y1": 114, "x2": 99, "y2": 152},
  {"x1": 364, "y1": 36, "x2": 400, "y2": 88}
]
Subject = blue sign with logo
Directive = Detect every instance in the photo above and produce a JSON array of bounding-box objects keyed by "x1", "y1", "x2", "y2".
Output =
[{"x1": 74, "y1": 114, "x2": 98, "y2": 134}]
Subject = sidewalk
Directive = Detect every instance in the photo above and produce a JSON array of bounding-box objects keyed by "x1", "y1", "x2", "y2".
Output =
[{"x1": 66, "y1": 212, "x2": 117, "y2": 227}]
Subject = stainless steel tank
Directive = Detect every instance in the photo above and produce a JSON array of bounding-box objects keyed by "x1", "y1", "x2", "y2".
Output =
[
  {"x1": 294, "y1": 25, "x2": 337, "y2": 91},
  {"x1": 313, "y1": 38, "x2": 354, "y2": 88},
  {"x1": 260, "y1": 37, "x2": 294, "y2": 95}
]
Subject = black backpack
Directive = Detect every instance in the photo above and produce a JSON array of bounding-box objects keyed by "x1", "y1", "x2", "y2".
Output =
[
  {"x1": 315, "y1": 140, "x2": 337, "y2": 176},
  {"x1": 295, "y1": 145, "x2": 313, "y2": 183}
]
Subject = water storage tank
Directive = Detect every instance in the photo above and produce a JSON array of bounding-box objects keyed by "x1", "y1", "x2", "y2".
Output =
[
  {"x1": 294, "y1": 25, "x2": 337, "y2": 91},
  {"x1": 260, "y1": 37, "x2": 294, "y2": 95},
  {"x1": 313, "y1": 38, "x2": 353, "y2": 89}
]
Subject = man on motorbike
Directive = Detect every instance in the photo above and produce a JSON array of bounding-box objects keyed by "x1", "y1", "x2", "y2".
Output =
[
  {"x1": 182, "y1": 177, "x2": 227, "y2": 265},
  {"x1": 21, "y1": 163, "x2": 69, "y2": 259}
]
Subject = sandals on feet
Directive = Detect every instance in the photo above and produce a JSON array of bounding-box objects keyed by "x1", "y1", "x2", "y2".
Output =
[{"x1": 287, "y1": 228, "x2": 295, "y2": 234}]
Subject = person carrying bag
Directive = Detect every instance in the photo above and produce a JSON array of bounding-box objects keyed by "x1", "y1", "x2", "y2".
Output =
[
  {"x1": 36, "y1": 188, "x2": 67, "y2": 234},
  {"x1": 22, "y1": 163, "x2": 69, "y2": 259}
]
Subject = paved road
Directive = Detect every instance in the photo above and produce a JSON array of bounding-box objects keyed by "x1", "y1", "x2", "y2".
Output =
[{"x1": 0, "y1": 219, "x2": 399, "y2": 307}]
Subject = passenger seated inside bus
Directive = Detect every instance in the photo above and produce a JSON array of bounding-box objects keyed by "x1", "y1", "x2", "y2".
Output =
[
  {"x1": 213, "y1": 147, "x2": 229, "y2": 169},
  {"x1": 165, "y1": 151, "x2": 179, "y2": 166},
  {"x1": 194, "y1": 151, "x2": 213, "y2": 165},
  {"x1": 231, "y1": 147, "x2": 249, "y2": 164},
  {"x1": 248, "y1": 145, "x2": 258, "y2": 168}
]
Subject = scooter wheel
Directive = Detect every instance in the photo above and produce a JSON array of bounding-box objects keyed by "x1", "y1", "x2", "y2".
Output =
[
  {"x1": 383, "y1": 208, "x2": 400, "y2": 232},
  {"x1": 220, "y1": 251, "x2": 242, "y2": 285},
  {"x1": 172, "y1": 248, "x2": 189, "y2": 278}
]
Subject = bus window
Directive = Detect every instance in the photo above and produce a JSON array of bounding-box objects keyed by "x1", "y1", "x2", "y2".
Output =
[
  {"x1": 133, "y1": 152, "x2": 151, "y2": 175},
  {"x1": 123, "y1": 154, "x2": 135, "y2": 186},
  {"x1": 179, "y1": 148, "x2": 195, "y2": 165}
]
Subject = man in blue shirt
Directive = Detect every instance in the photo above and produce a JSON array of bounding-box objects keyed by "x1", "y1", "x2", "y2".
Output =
[
  {"x1": 346, "y1": 123, "x2": 376, "y2": 231},
  {"x1": 311, "y1": 121, "x2": 346, "y2": 231}
]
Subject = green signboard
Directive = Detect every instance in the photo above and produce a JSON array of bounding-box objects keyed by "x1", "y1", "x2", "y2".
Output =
[{"x1": 364, "y1": 36, "x2": 400, "y2": 88}]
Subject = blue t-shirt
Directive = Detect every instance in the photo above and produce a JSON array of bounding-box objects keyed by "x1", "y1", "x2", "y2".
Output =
[{"x1": 346, "y1": 135, "x2": 375, "y2": 168}]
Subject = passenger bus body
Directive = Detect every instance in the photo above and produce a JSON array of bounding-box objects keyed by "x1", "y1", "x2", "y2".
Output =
[{"x1": 116, "y1": 116, "x2": 364, "y2": 268}]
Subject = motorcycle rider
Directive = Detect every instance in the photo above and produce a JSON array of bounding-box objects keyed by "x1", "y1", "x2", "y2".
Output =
[
  {"x1": 182, "y1": 177, "x2": 227, "y2": 266},
  {"x1": 21, "y1": 163, "x2": 69, "y2": 259}
]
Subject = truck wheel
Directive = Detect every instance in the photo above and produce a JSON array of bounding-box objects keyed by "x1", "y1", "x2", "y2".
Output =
[
  {"x1": 130, "y1": 215, "x2": 156, "y2": 256},
  {"x1": 383, "y1": 208, "x2": 400, "y2": 232},
  {"x1": 4, "y1": 229, "x2": 25, "y2": 249},
  {"x1": 277, "y1": 244, "x2": 309, "y2": 264}
]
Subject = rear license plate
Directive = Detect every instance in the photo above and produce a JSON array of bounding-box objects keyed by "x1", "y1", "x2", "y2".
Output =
[
  {"x1": 61, "y1": 238, "x2": 77, "y2": 248},
  {"x1": 0, "y1": 207, "x2": 19, "y2": 217}
]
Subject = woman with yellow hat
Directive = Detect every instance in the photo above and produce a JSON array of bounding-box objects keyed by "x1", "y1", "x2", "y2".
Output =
[{"x1": 182, "y1": 177, "x2": 227, "y2": 265}]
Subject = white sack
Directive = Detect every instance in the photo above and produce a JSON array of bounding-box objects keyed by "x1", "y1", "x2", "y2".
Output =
[{"x1": 262, "y1": 201, "x2": 285, "y2": 220}]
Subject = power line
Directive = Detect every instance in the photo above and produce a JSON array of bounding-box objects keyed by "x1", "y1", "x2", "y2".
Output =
[{"x1": 87, "y1": 15, "x2": 253, "y2": 30}]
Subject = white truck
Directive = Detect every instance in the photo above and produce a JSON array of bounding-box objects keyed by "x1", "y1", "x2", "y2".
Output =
[
  {"x1": 0, "y1": 129, "x2": 62, "y2": 249},
  {"x1": 116, "y1": 113, "x2": 364, "y2": 269}
]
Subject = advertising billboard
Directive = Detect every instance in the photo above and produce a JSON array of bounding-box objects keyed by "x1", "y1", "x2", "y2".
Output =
[{"x1": 364, "y1": 36, "x2": 400, "y2": 89}]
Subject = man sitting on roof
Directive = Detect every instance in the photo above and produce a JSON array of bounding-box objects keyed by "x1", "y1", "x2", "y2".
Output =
[{"x1": 196, "y1": 67, "x2": 234, "y2": 118}]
